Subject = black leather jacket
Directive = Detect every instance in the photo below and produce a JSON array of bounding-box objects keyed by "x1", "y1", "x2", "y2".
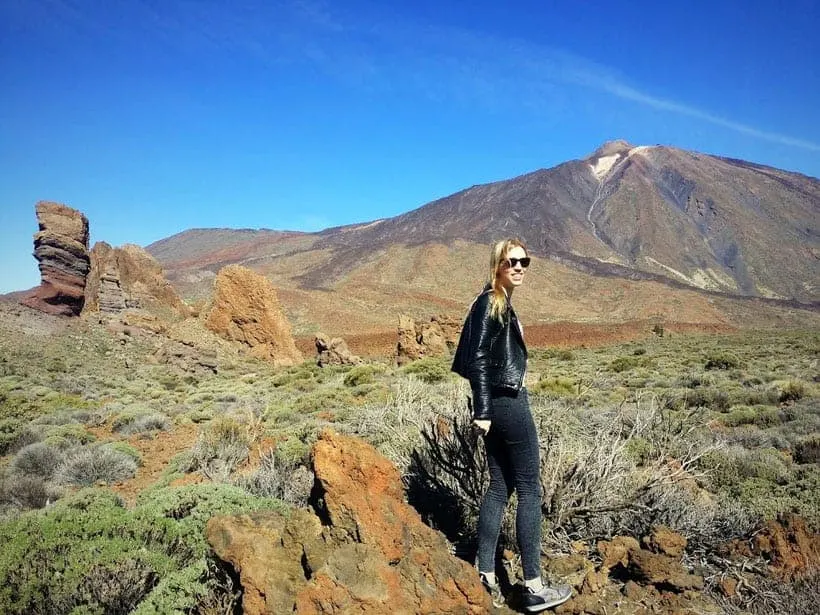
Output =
[{"x1": 451, "y1": 287, "x2": 528, "y2": 420}]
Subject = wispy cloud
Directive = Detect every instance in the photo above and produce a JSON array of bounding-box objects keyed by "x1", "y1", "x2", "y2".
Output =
[
  {"x1": 23, "y1": 0, "x2": 818, "y2": 152},
  {"x1": 578, "y1": 73, "x2": 820, "y2": 151}
]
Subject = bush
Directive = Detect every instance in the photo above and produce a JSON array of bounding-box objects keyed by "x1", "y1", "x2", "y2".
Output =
[
  {"x1": 234, "y1": 449, "x2": 314, "y2": 507},
  {"x1": 530, "y1": 377, "x2": 576, "y2": 398},
  {"x1": 43, "y1": 423, "x2": 97, "y2": 448},
  {"x1": 542, "y1": 348, "x2": 575, "y2": 361},
  {"x1": 609, "y1": 355, "x2": 652, "y2": 373},
  {"x1": 113, "y1": 413, "x2": 170, "y2": 436},
  {"x1": 10, "y1": 442, "x2": 63, "y2": 480},
  {"x1": 184, "y1": 417, "x2": 250, "y2": 481},
  {"x1": 684, "y1": 387, "x2": 730, "y2": 412},
  {"x1": 107, "y1": 441, "x2": 143, "y2": 466},
  {"x1": 343, "y1": 365, "x2": 382, "y2": 387},
  {"x1": 400, "y1": 357, "x2": 450, "y2": 383},
  {"x1": 0, "y1": 484, "x2": 284, "y2": 615},
  {"x1": 794, "y1": 435, "x2": 820, "y2": 464},
  {"x1": 776, "y1": 380, "x2": 806, "y2": 404},
  {"x1": 55, "y1": 445, "x2": 139, "y2": 486},
  {"x1": 0, "y1": 418, "x2": 24, "y2": 455},
  {"x1": 0, "y1": 474, "x2": 58, "y2": 510},
  {"x1": 705, "y1": 352, "x2": 740, "y2": 370}
]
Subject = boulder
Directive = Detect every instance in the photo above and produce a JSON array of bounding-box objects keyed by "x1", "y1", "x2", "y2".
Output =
[
  {"x1": 83, "y1": 242, "x2": 189, "y2": 319},
  {"x1": 205, "y1": 265, "x2": 302, "y2": 367},
  {"x1": 315, "y1": 333, "x2": 361, "y2": 366},
  {"x1": 22, "y1": 201, "x2": 90, "y2": 316},
  {"x1": 751, "y1": 514, "x2": 820, "y2": 581},
  {"x1": 642, "y1": 525, "x2": 687, "y2": 558},
  {"x1": 396, "y1": 314, "x2": 461, "y2": 365},
  {"x1": 207, "y1": 430, "x2": 490, "y2": 614}
]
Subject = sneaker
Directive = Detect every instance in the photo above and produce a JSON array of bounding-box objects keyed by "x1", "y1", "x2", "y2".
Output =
[
  {"x1": 520, "y1": 583, "x2": 572, "y2": 612},
  {"x1": 479, "y1": 573, "x2": 505, "y2": 608}
]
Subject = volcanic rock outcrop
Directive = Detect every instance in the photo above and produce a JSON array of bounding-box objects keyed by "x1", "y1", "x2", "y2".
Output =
[
  {"x1": 205, "y1": 265, "x2": 302, "y2": 366},
  {"x1": 83, "y1": 242, "x2": 189, "y2": 319},
  {"x1": 396, "y1": 314, "x2": 461, "y2": 365},
  {"x1": 22, "y1": 201, "x2": 90, "y2": 316},
  {"x1": 314, "y1": 333, "x2": 361, "y2": 366},
  {"x1": 206, "y1": 430, "x2": 491, "y2": 614}
]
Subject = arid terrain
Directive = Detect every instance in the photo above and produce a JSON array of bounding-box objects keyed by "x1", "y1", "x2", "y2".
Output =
[{"x1": 1, "y1": 143, "x2": 818, "y2": 614}]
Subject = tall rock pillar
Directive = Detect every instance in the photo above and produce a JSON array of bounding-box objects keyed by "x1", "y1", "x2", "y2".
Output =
[{"x1": 22, "y1": 201, "x2": 90, "y2": 316}]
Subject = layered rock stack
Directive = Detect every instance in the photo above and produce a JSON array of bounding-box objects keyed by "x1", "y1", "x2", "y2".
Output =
[
  {"x1": 22, "y1": 201, "x2": 90, "y2": 316},
  {"x1": 205, "y1": 265, "x2": 302, "y2": 366},
  {"x1": 396, "y1": 314, "x2": 461, "y2": 365},
  {"x1": 206, "y1": 430, "x2": 491, "y2": 614},
  {"x1": 83, "y1": 242, "x2": 189, "y2": 319}
]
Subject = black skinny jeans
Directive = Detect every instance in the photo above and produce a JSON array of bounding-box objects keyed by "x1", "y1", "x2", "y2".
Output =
[{"x1": 476, "y1": 388, "x2": 542, "y2": 580}]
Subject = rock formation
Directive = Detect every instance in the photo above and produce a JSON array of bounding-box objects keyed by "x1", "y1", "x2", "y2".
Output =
[
  {"x1": 205, "y1": 265, "x2": 302, "y2": 366},
  {"x1": 22, "y1": 201, "x2": 90, "y2": 316},
  {"x1": 315, "y1": 333, "x2": 361, "y2": 366},
  {"x1": 396, "y1": 314, "x2": 461, "y2": 365},
  {"x1": 206, "y1": 430, "x2": 490, "y2": 614},
  {"x1": 83, "y1": 242, "x2": 189, "y2": 319}
]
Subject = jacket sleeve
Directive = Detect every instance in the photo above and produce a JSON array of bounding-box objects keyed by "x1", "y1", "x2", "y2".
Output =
[{"x1": 466, "y1": 293, "x2": 502, "y2": 420}]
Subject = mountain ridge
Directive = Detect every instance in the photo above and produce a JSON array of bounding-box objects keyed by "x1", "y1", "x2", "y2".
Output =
[{"x1": 144, "y1": 142, "x2": 820, "y2": 340}]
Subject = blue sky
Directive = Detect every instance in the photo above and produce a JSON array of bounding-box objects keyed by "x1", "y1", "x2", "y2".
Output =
[{"x1": 1, "y1": 0, "x2": 818, "y2": 293}]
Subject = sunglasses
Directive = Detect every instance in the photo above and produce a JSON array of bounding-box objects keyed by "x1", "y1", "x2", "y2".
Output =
[{"x1": 503, "y1": 257, "x2": 531, "y2": 269}]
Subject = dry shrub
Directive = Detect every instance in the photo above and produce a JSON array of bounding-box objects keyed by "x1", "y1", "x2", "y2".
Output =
[
  {"x1": 11, "y1": 442, "x2": 64, "y2": 480},
  {"x1": 234, "y1": 449, "x2": 314, "y2": 507},
  {"x1": 536, "y1": 394, "x2": 725, "y2": 546},
  {"x1": 0, "y1": 474, "x2": 60, "y2": 510},
  {"x1": 55, "y1": 445, "x2": 138, "y2": 486},
  {"x1": 184, "y1": 416, "x2": 251, "y2": 482},
  {"x1": 113, "y1": 413, "x2": 170, "y2": 436}
]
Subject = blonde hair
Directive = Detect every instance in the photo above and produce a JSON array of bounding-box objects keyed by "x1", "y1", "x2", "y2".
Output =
[{"x1": 488, "y1": 238, "x2": 528, "y2": 321}]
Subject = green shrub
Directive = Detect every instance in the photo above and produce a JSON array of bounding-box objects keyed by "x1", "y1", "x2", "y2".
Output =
[
  {"x1": 43, "y1": 423, "x2": 97, "y2": 448},
  {"x1": 776, "y1": 380, "x2": 806, "y2": 403},
  {"x1": 624, "y1": 436, "x2": 652, "y2": 465},
  {"x1": 684, "y1": 387, "x2": 730, "y2": 412},
  {"x1": 542, "y1": 348, "x2": 575, "y2": 361},
  {"x1": 609, "y1": 355, "x2": 652, "y2": 373},
  {"x1": 400, "y1": 357, "x2": 450, "y2": 383},
  {"x1": 0, "y1": 418, "x2": 24, "y2": 455},
  {"x1": 107, "y1": 441, "x2": 143, "y2": 466},
  {"x1": 704, "y1": 352, "x2": 740, "y2": 370},
  {"x1": 55, "y1": 445, "x2": 139, "y2": 486},
  {"x1": 794, "y1": 435, "x2": 820, "y2": 464},
  {"x1": 290, "y1": 388, "x2": 354, "y2": 414},
  {"x1": 0, "y1": 485, "x2": 284, "y2": 615},
  {"x1": 343, "y1": 364, "x2": 382, "y2": 387},
  {"x1": 531, "y1": 377, "x2": 576, "y2": 398}
]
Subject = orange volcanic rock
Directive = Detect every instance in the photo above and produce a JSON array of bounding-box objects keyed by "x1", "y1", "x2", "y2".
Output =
[
  {"x1": 205, "y1": 265, "x2": 302, "y2": 366},
  {"x1": 207, "y1": 430, "x2": 490, "y2": 614},
  {"x1": 396, "y1": 314, "x2": 461, "y2": 365},
  {"x1": 22, "y1": 201, "x2": 90, "y2": 316},
  {"x1": 83, "y1": 242, "x2": 189, "y2": 318}
]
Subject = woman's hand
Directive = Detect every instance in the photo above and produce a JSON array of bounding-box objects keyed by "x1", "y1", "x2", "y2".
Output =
[{"x1": 472, "y1": 419, "x2": 491, "y2": 435}]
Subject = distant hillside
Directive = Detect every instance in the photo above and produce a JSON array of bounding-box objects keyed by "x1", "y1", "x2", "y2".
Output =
[{"x1": 146, "y1": 142, "x2": 820, "y2": 338}]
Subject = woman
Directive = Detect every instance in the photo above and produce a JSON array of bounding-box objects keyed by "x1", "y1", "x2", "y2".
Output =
[{"x1": 452, "y1": 239, "x2": 571, "y2": 612}]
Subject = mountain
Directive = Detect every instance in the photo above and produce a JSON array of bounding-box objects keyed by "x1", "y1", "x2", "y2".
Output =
[{"x1": 146, "y1": 142, "x2": 820, "y2": 344}]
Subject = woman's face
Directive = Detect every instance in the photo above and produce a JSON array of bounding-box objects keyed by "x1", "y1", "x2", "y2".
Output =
[{"x1": 498, "y1": 245, "x2": 528, "y2": 293}]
